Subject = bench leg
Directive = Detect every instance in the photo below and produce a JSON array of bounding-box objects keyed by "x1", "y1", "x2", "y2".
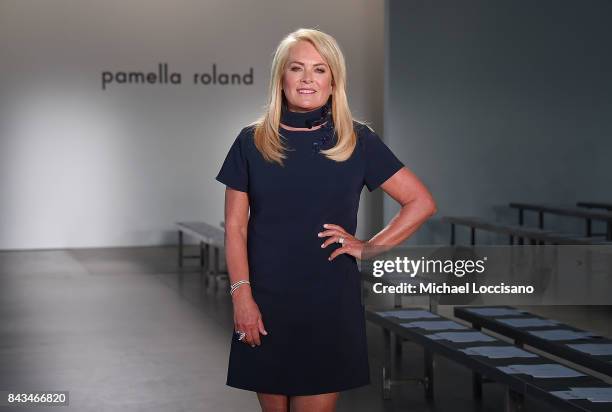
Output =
[
  {"x1": 213, "y1": 246, "x2": 220, "y2": 273},
  {"x1": 204, "y1": 244, "x2": 210, "y2": 271},
  {"x1": 178, "y1": 230, "x2": 183, "y2": 268},
  {"x1": 394, "y1": 334, "x2": 402, "y2": 374},
  {"x1": 424, "y1": 349, "x2": 434, "y2": 401},
  {"x1": 213, "y1": 246, "x2": 220, "y2": 291},
  {"x1": 380, "y1": 328, "x2": 435, "y2": 401},
  {"x1": 586, "y1": 218, "x2": 592, "y2": 237},
  {"x1": 538, "y1": 212, "x2": 544, "y2": 229},
  {"x1": 472, "y1": 324, "x2": 483, "y2": 399},
  {"x1": 473, "y1": 372, "x2": 483, "y2": 399},
  {"x1": 382, "y1": 328, "x2": 392, "y2": 399},
  {"x1": 429, "y1": 294, "x2": 439, "y2": 314},
  {"x1": 394, "y1": 294, "x2": 402, "y2": 308},
  {"x1": 200, "y1": 241, "x2": 205, "y2": 267},
  {"x1": 203, "y1": 244, "x2": 210, "y2": 287},
  {"x1": 518, "y1": 209, "x2": 524, "y2": 245},
  {"x1": 504, "y1": 388, "x2": 524, "y2": 412}
]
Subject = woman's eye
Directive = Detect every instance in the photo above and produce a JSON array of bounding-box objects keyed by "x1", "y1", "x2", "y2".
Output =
[
  {"x1": 316, "y1": 68, "x2": 326, "y2": 73},
  {"x1": 290, "y1": 67, "x2": 301, "y2": 72}
]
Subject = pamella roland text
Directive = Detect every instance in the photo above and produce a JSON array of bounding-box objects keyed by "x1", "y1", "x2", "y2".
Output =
[
  {"x1": 101, "y1": 63, "x2": 253, "y2": 90},
  {"x1": 369, "y1": 257, "x2": 535, "y2": 295}
]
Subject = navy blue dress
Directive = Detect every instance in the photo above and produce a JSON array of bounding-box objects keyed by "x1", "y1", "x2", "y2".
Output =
[{"x1": 215, "y1": 121, "x2": 404, "y2": 395}]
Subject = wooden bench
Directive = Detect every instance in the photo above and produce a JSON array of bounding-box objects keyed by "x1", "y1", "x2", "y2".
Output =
[
  {"x1": 367, "y1": 308, "x2": 612, "y2": 411},
  {"x1": 510, "y1": 203, "x2": 612, "y2": 240},
  {"x1": 442, "y1": 216, "x2": 608, "y2": 246},
  {"x1": 455, "y1": 306, "x2": 612, "y2": 378}
]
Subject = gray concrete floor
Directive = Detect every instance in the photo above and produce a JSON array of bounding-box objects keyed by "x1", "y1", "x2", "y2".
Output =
[{"x1": 1, "y1": 246, "x2": 610, "y2": 412}]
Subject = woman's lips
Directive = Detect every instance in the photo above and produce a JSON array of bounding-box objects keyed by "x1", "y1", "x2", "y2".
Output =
[{"x1": 297, "y1": 89, "x2": 316, "y2": 94}]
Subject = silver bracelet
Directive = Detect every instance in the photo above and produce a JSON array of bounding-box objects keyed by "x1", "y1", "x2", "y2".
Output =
[{"x1": 230, "y1": 280, "x2": 250, "y2": 296}]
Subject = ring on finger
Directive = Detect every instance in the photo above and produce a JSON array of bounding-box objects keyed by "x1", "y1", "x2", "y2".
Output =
[{"x1": 338, "y1": 236, "x2": 345, "y2": 244}]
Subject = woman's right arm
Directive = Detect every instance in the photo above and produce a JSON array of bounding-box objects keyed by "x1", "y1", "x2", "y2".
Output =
[{"x1": 224, "y1": 187, "x2": 268, "y2": 347}]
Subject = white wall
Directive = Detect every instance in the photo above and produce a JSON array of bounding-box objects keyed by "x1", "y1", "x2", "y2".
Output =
[
  {"x1": 385, "y1": 0, "x2": 612, "y2": 245},
  {"x1": 0, "y1": 0, "x2": 385, "y2": 249}
]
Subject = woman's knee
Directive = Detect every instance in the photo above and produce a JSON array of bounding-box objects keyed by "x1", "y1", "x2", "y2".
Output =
[
  {"x1": 290, "y1": 392, "x2": 339, "y2": 412},
  {"x1": 257, "y1": 392, "x2": 289, "y2": 412}
]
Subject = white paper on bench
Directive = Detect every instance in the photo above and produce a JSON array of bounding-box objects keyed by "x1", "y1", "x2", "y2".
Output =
[
  {"x1": 550, "y1": 390, "x2": 582, "y2": 400},
  {"x1": 571, "y1": 387, "x2": 612, "y2": 403},
  {"x1": 566, "y1": 343, "x2": 612, "y2": 356},
  {"x1": 426, "y1": 331, "x2": 496, "y2": 343},
  {"x1": 460, "y1": 346, "x2": 538, "y2": 359},
  {"x1": 497, "y1": 364, "x2": 585, "y2": 378},
  {"x1": 401, "y1": 320, "x2": 468, "y2": 331},
  {"x1": 496, "y1": 318, "x2": 559, "y2": 328},
  {"x1": 528, "y1": 329, "x2": 594, "y2": 341},
  {"x1": 376, "y1": 310, "x2": 439, "y2": 320},
  {"x1": 465, "y1": 308, "x2": 524, "y2": 317},
  {"x1": 551, "y1": 387, "x2": 612, "y2": 402}
]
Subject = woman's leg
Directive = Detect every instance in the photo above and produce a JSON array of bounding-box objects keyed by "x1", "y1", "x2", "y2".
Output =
[
  {"x1": 289, "y1": 392, "x2": 339, "y2": 412},
  {"x1": 257, "y1": 393, "x2": 289, "y2": 412}
]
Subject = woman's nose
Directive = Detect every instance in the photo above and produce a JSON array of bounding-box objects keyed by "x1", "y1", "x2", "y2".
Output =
[{"x1": 301, "y1": 69, "x2": 313, "y2": 83}]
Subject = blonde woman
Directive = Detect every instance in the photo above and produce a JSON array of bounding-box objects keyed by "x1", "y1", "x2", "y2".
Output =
[{"x1": 216, "y1": 28, "x2": 436, "y2": 412}]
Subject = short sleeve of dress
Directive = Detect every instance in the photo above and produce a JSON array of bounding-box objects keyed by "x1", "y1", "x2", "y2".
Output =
[
  {"x1": 361, "y1": 125, "x2": 405, "y2": 192},
  {"x1": 215, "y1": 128, "x2": 250, "y2": 192}
]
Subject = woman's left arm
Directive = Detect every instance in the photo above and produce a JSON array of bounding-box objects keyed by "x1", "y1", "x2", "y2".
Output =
[
  {"x1": 366, "y1": 167, "x2": 437, "y2": 248},
  {"x1": 322, "y1": 167, "x2": 436, "y2": 260}
]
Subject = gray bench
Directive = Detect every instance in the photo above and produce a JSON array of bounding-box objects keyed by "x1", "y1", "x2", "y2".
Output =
[
  {"x1": 442, "y1": 216, "x2": 608, "y2": 246},
  {"x1": 577, "y1": 203, "x2": 612, "y2": 237},
  {"x1": 577, "y1": 202, "x2": 612, "y2": 212},
  {"x1": 176, "y1": 221, "x2": 227, "y2": 288},
  {"x1": 510, "y1": 203, "x2": 612, "y2": 240},
  {"x1": 367, "y1": 307, "x2": 612, "y2": 411},
  {"x1": 455, "y1": 306, "x2": 612, "y2": 378}
]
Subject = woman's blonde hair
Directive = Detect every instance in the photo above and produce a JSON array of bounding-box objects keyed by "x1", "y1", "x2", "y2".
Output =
[{"x1": 252, "y1": 28, "x2": 356, "y2": 165}]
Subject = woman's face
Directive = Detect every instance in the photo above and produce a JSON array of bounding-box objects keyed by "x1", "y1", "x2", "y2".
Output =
[{"x1": 282, "y1": 41, "x2": 333, "y2": 113}]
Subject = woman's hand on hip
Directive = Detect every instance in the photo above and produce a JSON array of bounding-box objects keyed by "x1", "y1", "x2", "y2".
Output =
[
  {"x1": 318, "y1": 223, "x2": 366, "y2": 261},
  {"x1": 232, "y1": 288, "x2": 268, "y2": 347}
]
